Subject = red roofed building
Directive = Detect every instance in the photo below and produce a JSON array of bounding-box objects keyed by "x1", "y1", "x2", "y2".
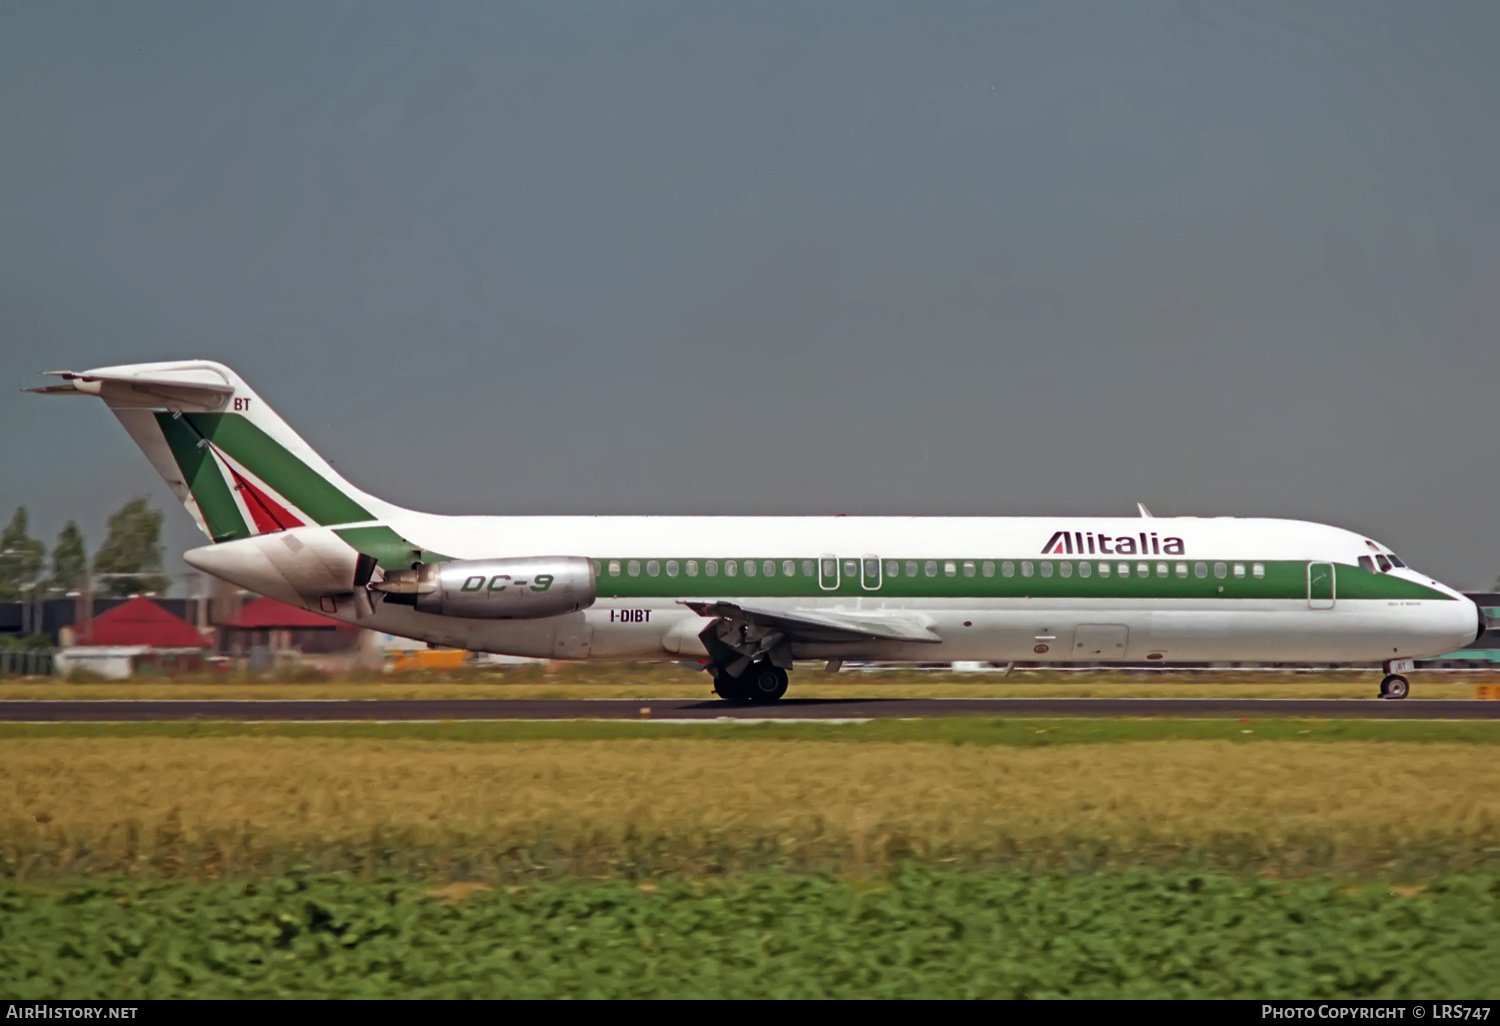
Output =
[
  {"x1": 76, "y1": 596, "x2": 206, "y2": 648},
  {"x1": 57, "y1": 596, "x2": 208, "y2": 678},
  {"x1": 219, "y1": 596, "x2": 379, "y2": 672},
  {"x1": 222, "y1": 596, "x2": 345, "y2": 631}
]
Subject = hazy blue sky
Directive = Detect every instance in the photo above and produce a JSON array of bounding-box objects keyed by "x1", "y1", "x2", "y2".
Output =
[{"x1": 4, "y1": 1, "x2": 1500, "y2": 588}]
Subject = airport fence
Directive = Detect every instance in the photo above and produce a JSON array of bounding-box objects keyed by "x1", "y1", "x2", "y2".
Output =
[{"x1": 0, "y1": 649, "x2": 55, "y2": 677}]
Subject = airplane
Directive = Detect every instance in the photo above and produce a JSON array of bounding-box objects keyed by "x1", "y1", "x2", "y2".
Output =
[{"x1": 29, "y1": 360, "x2": 1485, "y2": 701}]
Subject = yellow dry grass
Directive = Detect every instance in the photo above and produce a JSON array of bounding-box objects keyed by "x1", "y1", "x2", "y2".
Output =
[{"x1": 3, "y1": 737, "x2": 1498, "y2": 878}]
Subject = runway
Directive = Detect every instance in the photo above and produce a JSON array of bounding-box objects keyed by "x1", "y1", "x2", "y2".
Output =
[{"x1": 2, "y1": 697, "x2": 1499, "y2": 721}]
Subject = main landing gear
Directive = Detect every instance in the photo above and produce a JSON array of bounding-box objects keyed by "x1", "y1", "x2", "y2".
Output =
[{"x1": 713, "y1": 662, "x2": 789, "y2": 703}]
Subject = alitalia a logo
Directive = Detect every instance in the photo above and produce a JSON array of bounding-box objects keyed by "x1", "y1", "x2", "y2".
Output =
[{"x1": 1042, "y1": 530, "x2": 1185, "y2": 556}]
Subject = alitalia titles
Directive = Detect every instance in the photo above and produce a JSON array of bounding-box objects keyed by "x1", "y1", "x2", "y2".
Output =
[{"x1": 1042, "y1": 530, "x2": 1185, "y2": 556}]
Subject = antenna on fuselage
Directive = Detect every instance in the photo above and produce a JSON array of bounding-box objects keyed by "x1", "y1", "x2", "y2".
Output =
[{"x1": 1137, "y1": 502, "x2": 1154, "y2": 518}]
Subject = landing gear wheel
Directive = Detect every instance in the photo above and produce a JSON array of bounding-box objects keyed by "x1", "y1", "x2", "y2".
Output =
[
  {"x1": 745, "y1": 663, "x2": 789, "y2": 703},
  {"x1": 713, "y1": 673, "x2": 752, "y2": 703},
  {"x1": 1379, "y1": 674, "x2": 1410, "y2": 700}
]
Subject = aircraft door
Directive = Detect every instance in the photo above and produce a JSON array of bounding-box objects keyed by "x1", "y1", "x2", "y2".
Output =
[
  {"x1": 1308, "y1": 562, "x2": 1335, "y2": 610},
  {"x1": 1073, "y1": 624, "x2": 1129, "y2": 660},
  {"x1": 818, "y1": 553, "x2": 840, "y2": 591}
]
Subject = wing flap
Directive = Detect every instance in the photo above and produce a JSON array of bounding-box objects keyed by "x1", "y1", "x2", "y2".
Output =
[{"x1": 682, "y1": 600, "x2": 942, "y2": 644}]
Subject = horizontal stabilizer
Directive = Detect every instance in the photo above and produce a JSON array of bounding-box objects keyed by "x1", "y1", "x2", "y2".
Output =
[{"x1": 27, "y1": 366, "x2": 234, "y2": 409}]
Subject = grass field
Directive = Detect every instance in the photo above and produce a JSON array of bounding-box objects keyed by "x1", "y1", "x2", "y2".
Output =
[
  {"x1": 7, "y1": 718, "x2": 1498, "y2": 999},
  {"x1": 5, "y1": 735, "x2": 1499, "y2": 880},
  {"x1": 5, "y1": 871, "x2": 1497, "y2": 998},
  {"x1": 3, "y1": 662, "x2": 1497, "y2": 700}
]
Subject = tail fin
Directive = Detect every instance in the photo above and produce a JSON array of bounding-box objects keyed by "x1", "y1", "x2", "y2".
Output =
[{"x1": 28, "y1": 360, "x2": 403, "y2": 543}]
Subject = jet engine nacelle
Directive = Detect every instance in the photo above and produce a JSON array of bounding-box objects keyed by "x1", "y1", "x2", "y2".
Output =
[{"x1": 373, "y1": 556, "x2": 595, "y2": 619}]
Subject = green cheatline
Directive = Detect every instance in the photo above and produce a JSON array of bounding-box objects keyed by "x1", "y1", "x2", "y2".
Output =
[
  {"x1": 592, "y1": 556, "x2": 1448, "y2": 601},
  {"x1": 3, "y1": 718, "x2": 1498, "y2": 745},
  {"x1": 334, "y1": 525, "x2": 450, "y2": 569}
]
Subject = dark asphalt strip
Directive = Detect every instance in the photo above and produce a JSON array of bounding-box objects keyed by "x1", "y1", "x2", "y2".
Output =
[{"x1": 1, "y1": 698, "x2": 1498, "y2": 721}]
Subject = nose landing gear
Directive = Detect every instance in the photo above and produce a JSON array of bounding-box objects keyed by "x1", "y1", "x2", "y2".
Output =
[{"x1": 1378, "y1": 659, "x2": 1415, "y2": 699}]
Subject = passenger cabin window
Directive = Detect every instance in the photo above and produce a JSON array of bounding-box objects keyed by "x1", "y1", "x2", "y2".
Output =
[
  {"x1": 706, "y1": 560, "x2": 719, "y2": 577},
  {"x1": 1175, "y1": 562, "x2": 1188, "y2": 578},
  {"x1": 982, "y1": 561, "x2": 995, "y2": 577},
  {"x1": 925, "y1": 561, "x2": 938, "y2": 577},
  {"x1": 1060, "y1": 561, "x2": 1073, "y2": 578},
  {"x1": 944, "y1": 561, "x2": 957, "y2": 577},
  {"x1": 864, "y1": 558, "x2": 880, "y2": 579},
  {"x1": 1002, "y1": 561, "x2": 1015, "y2": 577},
  {"x1": 783, "y1": 560, "x2": 795, "y2": 577},
  {"x1": 906, "y1": 561, "x2": 919, "y2": 578},
  {"x1": 1156, "y1": 562, "x2": 1168, "y2": 578},
  {"x1": 647, "y1": 560, "x2": 660, "y2": 577},
  {"x1": 744, "y1": 560, "x2": 756, "y2": 577},
  {"x1": 1040, "y1": 562, "x2": 1053, "y2": 578},
  {"x1": 1358, "y1": 555, "x2": 1375, "y2": 573},
  {"x1": 1376, "y1": 555, "x2": 1392, "y2": 572},
  {"x1": 802, "y1": 560, "x2": 815, "y2": 577},
  {"x1": 1213, "y1": 562, "x2": 1226, "y2": 579},
  {"x1": 843, "y1": 559, "x2": 859, "y2": 578},
  {"x1": 609, "y1": 560, "x2": 621, "y2": 577},
  {"x1": 1233, "y1": 563, "x2": 1245, "y2": 578},
  {"x1": 628, "y1": 561, "x2": 641, "y2": 577},
  {"x1": 886, "y1": 560, "x2": 899, "y2": 577},
  {"x1": 686, "y1": 560, "x2": 699, "y2": 577},
  {"x1": 726, "y1": 560, "x2": 738, "y2": 577},
  {"x1": 1120, "y1": 562, "x2": 1131, "y2": 577},
  {"x1": 1079, "y1": 561, "x2": 1092, "y2": 578},
  {"x1": 666, "y1": 560, "x2": 679, "y2": 577},
  {"x1": 1252, "y1": 562, "x2": 1265, "y2": 579},
  {"x1": 1098, "y1": 561, "x2": 1110, "y2": 577},
  {"x1": 1020, "y1": 561, "x2": 1033, "y2": 578},
  {"x1": 1194, "y1": 562, "x2": 1207, "y2": 578},
  {"x1": 764, "y1": 560, "x2": 776, "y2": 577},
  {"x1": 963, "y1": 560, "x2": 976, "y2": 578}
]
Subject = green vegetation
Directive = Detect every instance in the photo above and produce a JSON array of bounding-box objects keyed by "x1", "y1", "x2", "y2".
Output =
[
  {"x1": 48, "y1": 521, "x2": 87, "y2": 596},
  {"x1": 92, "y1": 498, "x2": 169, "y2": 597},
  {"x1": 0, "y1": 507, "x2": 45, "y2": 602},
  {"x1": 3, "y1": 871, "x2": 1496, "y2": 998}
]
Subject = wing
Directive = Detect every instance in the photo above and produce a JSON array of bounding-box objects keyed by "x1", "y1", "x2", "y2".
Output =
[{"x1": 682, "y1": 600, "x2": 941, "y2": 677}]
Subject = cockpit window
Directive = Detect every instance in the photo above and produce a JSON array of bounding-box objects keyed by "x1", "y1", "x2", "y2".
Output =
[
  {"x1": 1376, "y1": 555, "x2": 1392, "y2": 572},
  {"x1": 1358, "y1": 555, "x2": 1375, "y2": 573},
  {"x1": 1387, "y1": 553, "x2": 1405, "y2": 568}
]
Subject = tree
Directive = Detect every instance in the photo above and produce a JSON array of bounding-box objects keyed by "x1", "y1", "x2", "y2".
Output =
[
  {"x1": 49, "y1": 521, "x2": 87, "y2": 596},
  {"x1": 0, "y1": 507, "x2": 45, "y2": 602},
  {"x1": 93, "y1": 498, "x2": 170, "y2": 597}
]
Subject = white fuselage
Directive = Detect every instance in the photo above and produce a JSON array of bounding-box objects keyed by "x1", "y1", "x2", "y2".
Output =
[{"x1": 185, "y1": 513, "x2": 1481, "y2": 666}]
